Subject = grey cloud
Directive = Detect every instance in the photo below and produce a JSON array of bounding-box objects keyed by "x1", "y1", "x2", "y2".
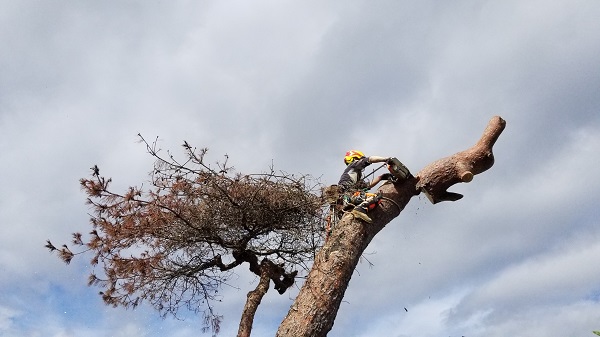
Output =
[{"x1": 2, "y1": 1, "x2": 600, "y2": 336}]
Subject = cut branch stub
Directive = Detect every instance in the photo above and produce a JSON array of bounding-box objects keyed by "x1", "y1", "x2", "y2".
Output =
[{"x1": 416, "y1": 116, "x2": 506, "y2": 204}]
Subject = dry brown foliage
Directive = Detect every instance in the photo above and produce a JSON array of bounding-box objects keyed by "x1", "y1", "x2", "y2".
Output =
[{"x1": 47, "y1": 135, "x2": 325, "y2": 335}]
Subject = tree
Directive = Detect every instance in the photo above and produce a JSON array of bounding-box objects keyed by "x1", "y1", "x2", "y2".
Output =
[
  {"x1": 48, "y1": 116, "x2": 506, "y2": 336},
  {"x1": 46, "y1": 135, "x2": 326, "y2": 337},
  {"x1": 275, "y1": 116, "x2": 506, "y2": 336}
]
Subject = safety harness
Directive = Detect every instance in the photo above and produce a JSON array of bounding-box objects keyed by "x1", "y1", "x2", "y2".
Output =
[{"x1": 323, "y1": 157, "x2": 412, "y2": 240}]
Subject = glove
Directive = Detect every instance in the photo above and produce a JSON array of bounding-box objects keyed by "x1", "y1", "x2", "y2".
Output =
[
  {"x1": 380, "y1": 173, "x2": 393, "y2": 180},
  {"x1": 386, "y1": 157, "x2": 394, "y2": 164}
]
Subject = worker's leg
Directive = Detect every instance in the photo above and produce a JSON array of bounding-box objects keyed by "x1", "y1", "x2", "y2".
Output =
[{"x1": 350, "y1": 192, "x2": 381, "y2": 223}]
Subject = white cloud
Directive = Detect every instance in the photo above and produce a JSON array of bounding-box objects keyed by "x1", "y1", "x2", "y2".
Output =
[
  {"x1": 452, "y1": 234, "x2": 600, "y2": 318},
  {"x1": 482, "y1": 301, "x2": 600, "y2": 337},
  {"x1": 0, "y1": 306, "x2": 20, "y2": 333},
  {"x1": 354, "y1": 289, "x2": 470, "y2": 337}
]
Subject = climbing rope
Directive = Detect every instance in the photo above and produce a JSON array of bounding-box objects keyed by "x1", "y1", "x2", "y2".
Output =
[
  {"x1": 361, "y1": 163, "x2": 387, "y2": 181},
  {"x1": 378, "y1": 196, "x2": 402, "y2": 212}
]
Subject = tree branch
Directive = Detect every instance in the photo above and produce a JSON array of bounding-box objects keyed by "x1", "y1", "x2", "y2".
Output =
[{"x1": 416, "y1": 116, "x2": 506, "y2": 203}]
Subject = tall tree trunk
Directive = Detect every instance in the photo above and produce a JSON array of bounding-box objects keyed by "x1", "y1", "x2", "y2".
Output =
[
  {"x1": 276, "y1": 116, "x2": 506, "y2": 337},
  {"x1": 237, "y1": 260, "x2": 272, "y2": 337}
]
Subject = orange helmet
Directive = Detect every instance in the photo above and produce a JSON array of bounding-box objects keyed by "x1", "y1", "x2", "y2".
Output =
[{"x1": 344, "y1": 150, "x2": 365, "y2": 165}]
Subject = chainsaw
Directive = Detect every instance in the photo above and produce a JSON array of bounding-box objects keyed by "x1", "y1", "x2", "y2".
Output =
[{"x1": 363, "y1": 157, "x2": 413, "y2": 182}]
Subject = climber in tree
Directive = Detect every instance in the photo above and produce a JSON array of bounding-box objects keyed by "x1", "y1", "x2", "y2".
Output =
[{"x1": 337, "y1": 150, "x2": 393, "y2": 223}]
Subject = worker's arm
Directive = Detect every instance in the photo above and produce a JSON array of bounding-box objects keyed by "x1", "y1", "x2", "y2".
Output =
[
  {"x1": 367, "y1": 156, "x2": 391, "y2": 164},
  {"x1": 369, "y1": 173, "x2": 393, "y2": 188},
  {"x1": 366, "y1": 156, "x2": 392, "y2": 188}
]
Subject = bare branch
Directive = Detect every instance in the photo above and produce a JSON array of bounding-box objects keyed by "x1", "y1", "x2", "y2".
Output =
[{"x1": 416, "y1": 116, "x2": 506, "y2": 203}]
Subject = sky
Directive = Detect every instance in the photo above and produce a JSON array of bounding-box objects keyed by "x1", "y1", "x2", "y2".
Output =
[{"x1": 1, "y1": 1, "x2": 599, "y2": 336}]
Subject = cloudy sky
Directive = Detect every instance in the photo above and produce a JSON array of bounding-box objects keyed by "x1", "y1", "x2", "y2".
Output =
[{"x1": 1, "y1": 1, "x2": 600, "y2": 336}]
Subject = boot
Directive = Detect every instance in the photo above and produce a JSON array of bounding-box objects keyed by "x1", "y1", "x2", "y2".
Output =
[{"x1": 351, "y1": 207, "x2": 372, "y2": 223}]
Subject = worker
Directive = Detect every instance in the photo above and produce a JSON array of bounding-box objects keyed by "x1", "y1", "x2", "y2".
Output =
[{"x1": 338, "y1": 150, "x2": 392, "y2": 223}]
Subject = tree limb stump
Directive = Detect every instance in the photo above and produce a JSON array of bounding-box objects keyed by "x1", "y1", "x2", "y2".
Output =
[{"x1": 416, "y1": 116, "x2": 506, "y2": 203}]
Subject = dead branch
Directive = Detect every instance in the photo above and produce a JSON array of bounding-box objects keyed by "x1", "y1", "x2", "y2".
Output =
[{"x1": 415, "y1": 116, "x2": 506, "y2": 203}]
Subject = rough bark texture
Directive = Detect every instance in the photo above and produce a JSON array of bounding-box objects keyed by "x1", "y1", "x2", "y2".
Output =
[
  {"x1": 237, "y1": 257, "x2": 298, "y2": 337},
  {"x1": 237, "y1": 261, "x2": 272, "y2": 337},
  {"x1": 276, "y1": 116, "x2": 506, "y2": 337}
]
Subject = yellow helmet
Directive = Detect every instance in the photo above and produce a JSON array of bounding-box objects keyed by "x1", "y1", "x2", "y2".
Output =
[{"x1": 344, "y1": 150, "x2": 365, "y2": 165}]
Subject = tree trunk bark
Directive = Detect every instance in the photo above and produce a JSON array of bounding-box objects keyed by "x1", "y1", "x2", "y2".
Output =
[
  {"x1": 276, "y1": 116, "x2": 506, "y2": 337},
  {"x1": 237, "y1": 260, "x2": 272, "y2": 337}
]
